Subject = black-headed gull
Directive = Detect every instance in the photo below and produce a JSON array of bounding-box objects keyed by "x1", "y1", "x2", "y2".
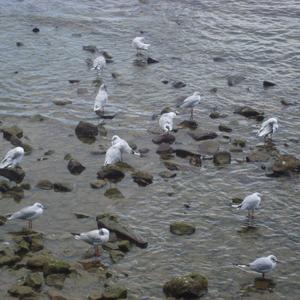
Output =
[
  {"x1": 159, "y1": 112, "x2": 177, "y2": 133},
  {"x1": 232, "y1": 192, "x2": 262, "y2": 218},
  {"x1": 0, "y1": 147, "x2": 24, "y2": 169},
  {"x1": 94, "y1": 84, "x2": 108, "y2": 113},
  {"x1": 132, "y1": 37, "x2": 150, "y2": 54},
  {"x1": 257, "y1": 117, "x2": 278, "y2": 140},
  {"x1": 178, "y1": 92, "x2": 201, "y2": 120}
]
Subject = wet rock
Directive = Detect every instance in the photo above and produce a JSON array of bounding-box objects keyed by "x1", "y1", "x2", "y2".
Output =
[
  {"x1": 209, "y1": 111, "x2": 227, "y2": 119},
  {"x1": 178, "y1": 120, "x2": 198, "y2": 130},
  {"x1": 131, "y1": 171, "x2": 153, "y2": 186},
  {"x1": 218, "y1": 124, "x2": 232, "y2": 133},
  {"x1": 263, "y1": 80, "x2": 276, "y2": 88},
  {"x1": 24, "y1": 272, "x2": 43, "y2": 290},
  {"x1": 152, "y1": 134, "x2": 175, "y2": 144},
  {"x1": 97, "y1": 166, "x2": 125, "y2": 184},
  {"x1": 67, "y1": 159, "x2": 86, "y2": 175},
  {"x1": 227, "y1": 74, "x2": 245, "y2": 86},
  {"x1": 1, "y1": 125, "x2": 23, "y2": 140},
  {"x1": 14, "y1": 232, "x2": 44, "y2": 254},
  {"x1": 44, "y1": 150, "x2": 55, "y2": 156},
  {"x1": 213, "y1": 57, "x2": 225, "y2": 62},
  {"x1": 53, "y1": 182, "x2": 73, "y2": 192},
  {"x1": 53, "y1": 100, "x2": 72, "y2": 106},
  {"x1": 246, "y1": 144, "x2": 279, "y2": 162},
  {"x1": 96, "y1": 214, "x2": 148, "y2": 248},
  {"x1": 163, "y1": 273, "x2": 208, "y2": 298},
  {"x1": 47, "y1": 289, "x2": 67, "y2": 300},
  {"x1": 64, "y1": 153, "x2": 73, "y2": 161},
  {"x1": 0, "y1": 180, "x2": 11, "y2": 192},
  {"x1": 213, "y1": 151, "x2": 231, "y2": 165},
  {"x1": 104, "y1": 188, "x2": 124, "y2": 199},
  {"x1": 8, "y1": 284, "x2": 36, "y2": 298},
  {"x1": 31, "y1": 114, "x2": 45, "y2": 122},
  {"x1": 111, "y1": 72, "x2": 121, "y2": 79},
  {"x1": 79, "y1": 259, "x2": 106, "y2": 273},
  {"x1": 164, "y1": 161, "x2": 179, "y2": 171},
  {"x1": 102, "y1": 284, "x2": 127, "y2": 300},
  {"x1": 82, "y1": 45, "x2": 98, "y2": 53},
  {"x1": 0, "y1": 215, "x2": 7, "y2": 226},
  {"x1": 232, "y1": 139, "x2": 246, "y2": 148},
  {"x1": 68, "y1": 79, "x2": 80, "y2": 84},
  {"x1": 16, "y1": 42, "x2": 24, "y2": 47},
  {"x1": 170, "y1": 222, "x2": 195, "y2": 235},
  {"x1": 161, "y1": 79, "x2": 169, "y2": 84},
  {"x1": 172, "y1": 81, "x2": 186, "y2": 88},
  {"x1": 271, "y1": 154, "x2": 300, "y2": 176},
  {"x1": 26, "y1": 254, "x2": 52, "y2": 270},
  {"x1": 88, "y1": 291, "x2": 103, "y2": 300},
  {"x1": 95, "y1": 111, "x2": 117, "y2": 119},
  {"x1": 189, "y1": 155, "x2": 202, "y2": 167},
  {"x1": 156, "y1": 143, "x2": 173, "y2": 155},
  {"x1": 209, "y1": 87, "x2": 218, "y2": 93},
  {"x1": 116, "y1": 240, "x2": 131, "y2": 253},
  {"x1": 45, "y1": 274, "x2": 66, "y2": 289},
  {"x1": 43, "y1": 259, "x2": 71, "y2": 276},
  {"x1": 198, "y1": 141, "x2": 220, "y2": 155},
  {"x1": 0, "y1": 167, "x2": 25, "y2": 183},
  {"x1": 188, "y1": 130, "x2": 218, "y2": 141},
  {"x1": 36, "y1": 179, "x2": 53, "y2": 190},
  {"x1": 159, "y1": 171, "x2": 177, "y2": 179},
  {"x1": 234, "y1": 106, "x2": 264, "y2": 121},
  {"x1": 109, "y1": 250, "x2": 125, "y2": 263},
  {"x1": 75, "y1": 121, "x2": 98, "y2": 139},
  {"x1": 254, "y1": 278, "x2": 275, "y2": 290},
  {"x1": 0, "y1": 247, "x2": 20, "y2": 267},
  {"x1": 90, "y1": 180, "x2": 107, "y2": 189},
  {"x1": 147, "y1": 57, "x2": 159, "y2": 64},
  {"x1": 32, "y1": 27, "x2": 39, "y2": 33},
  {"x1": 74, "y1": 212, "x2": 90, "y2": 219},
  {"x1": 174, "y1": 149, "x2": 199, "y2": 159}
]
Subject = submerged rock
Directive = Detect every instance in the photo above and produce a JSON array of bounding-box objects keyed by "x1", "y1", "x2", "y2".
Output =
[
  {"x1": 36, "y1": 179, "x2": 53, "y2": 190},
  {"x1": 234, "y1": 106, "x2": 264, "y2": 121},
  {"x1": 53, "y1": 182, "x2": 73, "y2": 192},
  {"x1": 102, "y1": 284, "x2": 127, "y2": 299},
  {"x1": 156, "y1": 143, "x2": 173, "y2": 155},
  {"x1": 159, "y1": 171, "x2": 177, "y2": 179},
  {"x1": 263, "y1": 80, "x2": 276, "y2": 88},
  {"x1": 90, "y1": 180, "x2": 107, "y2": 189},
  {"x1": 170, "y1": 222, "x2": 195, "y2": 235},
  {"x1": 172, "y1": 81, "x2": 186, "y2": 88},
  {"x1": 96, "y1": 214, "x2": 148, "y2": 248},
  {"x1": 198, "y1": 140, "x2": 220, "y2": 155},
  {"x1": 82, "y1": 45, "x2": 98, "y2": 53},
  {"x1": 227, "y1": 74, "x2": 245, "y2": 86},
  {"x1": 67, "y1": 159, "x2": 86, "y2": 175},
  {"x1": 163, "y1": 273, "x2": 208, "y2": 298},
  {"x1": 0, "y1": 167, "x2": 25, "y2": 183},
  {"x1": 271, "y1": 154, "x2": 300, "y2": 176},
  {"x1": 218, "y1": 124, "x2": 232, "y2": 133},
  {"x1": 1, "y1": 125, "x2": 23, "y2": 140},
  {"x1": 131, "y1": 171, "x2": 153, "y2": 186},
  {"x1": 8, "y1": 285, "x2": 36, "y2": 298},
  {"x1": 104, "y1": 188, "x2": 124, "y2": 199},
  {"x1": 188, "y1": 130, "x2": 218, "y2": 141},
  {"x1": 47, "y1": 289, "x2": 67, "y2": 300},
  {"x1": 246, "y1": 144, "x2": 279, "y2": 162},
  {"x1": 24, "y1": 272, "x2": 43, "y2": 290},
  {"x1": 97, "y1": 166, "x2": 125, "y2": 184},
  {"x1": 152, "y1": 134, "x2": 175, "y2": 144},
  {"x1": 43, "y1": 258, "x2": 71, "y2": 276},
  {"x1": 178, "y1": 120, "x2": 198, "y2": 130},
  {"x1": 45, "y1": 273, "x2": 66, "y2": 289},
  {"x1": 147, "y1": 57, "x2": 159, "y2": 64},
  {"x1": 53, "y1": 100, "x2": 72, "y2": 106},
  {"x1": 0, "y1": 247, "x2": 20, "y2": 267},
  {"x1": 75, "y1": 121, "x2": 98, "y2": 141},
  {"x1": 213, "y1": 151, "x2": 231, "y2": 166}
]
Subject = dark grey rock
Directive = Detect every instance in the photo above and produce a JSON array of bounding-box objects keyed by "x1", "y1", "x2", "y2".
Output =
[
  {"x1": 218, "y1": 124, "x2": 232, "y2": 132},
  {"x1": 188, "y1": 130, "x2": 217, "y2": 141},
  {"x1": 67, "y1": 159, "x2": 85, "y2": 175},
  {"x1": 36, "y1": 179, "x2": 53, "y2": 190},
  {"x1": 82, "y1": 45, "x2": 98, "y2": 53},
  {"x1": 234, "y1": 106, "x2": 264, "y2": 121},
  {"x1": 213, "y1": 151, "x2": 231, "y2": 165},
  {"x1": 152, "y1": 134, "x2": 175, "y2": 144},
  {"x1": 178, "y1": 120, "x2": 198, "y2": 130},
  {"x1": 131, "y1": 171, "x2": 153, "y2": 186},
  {"x1": 172, "y1": 81, "x2": 186, "y2": 88},
  {"x1": 263, "y1": 80, "x2": 276, "y2": 88},
  {"x1": 170, "y1": 222, "x2": 195, "y2": 235},
  {"x1": 0, "y1": 167, "x2": 25, "y2": 183},
  {"x1": 53, "y1": 182, "x2": 73, "y2": 192},
  {"x1": 97, "y1": 166, "x2": 125, "y2": 184}
]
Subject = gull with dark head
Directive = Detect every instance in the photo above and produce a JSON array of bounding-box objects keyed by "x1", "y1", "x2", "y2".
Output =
[
  {"x1": 0, "y1": 147, "x2": 24, "y2": 169},
  {"x1": 132, "y1": 37, "x2": 150, "y2": 55},
  {"x1": 111, "y1": 135, "x2": 141, "y2": 159},
  {"x1": 91, "y1": 54, "x2": 106, "y2": 75},
  {"x1": 94, "y1": 84, "x2": 108, "y2": 113},
  {"x1": 7, "y1": 202, "x2": 44, "y2": 230},
  {"x1": 257, "y1": 117, "x2": 278, "y2": 141},
  {"x1": 232, "y1": 192, "x2": 262, "y2": 218},
  {"x1": 74, "y1": 228, "x2": 110, "y2": 257},
  {"x1": 178, "y1": 92, "x2": 201, "y2": 120},
  {"x1": 235, "y1": 255, "x2": 280, "y2": 278},
  {"x1": 159, "y1": 112, "x2": 177, "y2": 133}
]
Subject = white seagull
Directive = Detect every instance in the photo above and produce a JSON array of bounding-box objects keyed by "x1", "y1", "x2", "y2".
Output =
[
  {"x1": 74, "y1": 228, "x2": 110, "y2": 257},
  {"x1": 132, "y1": 37, "x2": 150, "y2": 54},
  {"x1": 91, "y1": 55, "x2": 106, "y2": 74},
  {"x1": 178, "y1": 92, "x2": 201, "y2": 120},
  {"x1": 111, "y1": 135, "x2": 141, "y2": 159},
  {"x1": 94, "y1": 84, "x2": 108, "y2": 112},
  {"x1": 232, "y1": 192, "x2": 262, "y2": 218},
  {"x1": 0, "y1": 147, "x2": 24, "y2": 169},
  {"x1": 257, "y1": 117, "x2": 278, "y2": 140},
  {"x1": 104, "y1": 144, "x2": 122, "y2": 166},
  {"x1": 7, "y1": 202, "x2": 44, "y2": 230},
  {"x1": 159, "y1": 112, "x2": 177, "y2": 133},
  {"x1": 236, "y1": 255, "x2": 280, "y2": 278}
]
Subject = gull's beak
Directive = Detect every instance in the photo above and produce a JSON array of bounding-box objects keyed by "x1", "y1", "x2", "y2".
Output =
[{"x1": 276, "y1": 260, "x2": 282, "y2": 263}]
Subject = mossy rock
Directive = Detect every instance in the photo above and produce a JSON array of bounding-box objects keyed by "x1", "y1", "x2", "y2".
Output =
[
  {"x1": 8, "y1": 284, "x2": 36, "y2": 298},
  {"x1": 102, "y1": 284, "x2": 127, "y2": 299},
  {"x1": 163, "y1": 273, "x2": 208, "y2": 298},
  {"x1": 24, "y1": 272, "x2": 43, "y2": 290},
  {"x1": 170, "y1": 222, "x2": 195, "y2": 236},
  {"x1": 43, "y1": 259, "x2": 71, "y2": 276}
]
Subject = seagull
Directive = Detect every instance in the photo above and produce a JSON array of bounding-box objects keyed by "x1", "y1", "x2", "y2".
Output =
[
  {"x1": 235, "y1": 255, "x2": 280, "y2": 278},
  {"x1": 132, "y1": 37, "x2": 150, "y2": 54},
  {"x1": 111, "y1": 135, "x2": 141, "y2": 160},
  {"x1": 94, "y1": 84, "x2": 108, "y2": 113},
  {"x1": 178, "y1": 92, "x2": 201, "y2": 120},
  {"x1": 0, "y1": 147, "x2": 24, "y2": 169},
  {"x1": 91, "y1": 55, "x2": 106, "y2": 75},
  {"x1": 7, "y1": 202, "x2": 44, "y2": 230},
  {"x1": 74, "y1": 228, "x2": 110, "y2": 257},
  {"x1": 257, "y1": 117, "x2": 278, "y2": 140},
  {"x1": 159, "y1": 112, "x2": 177, "y2": 133},
  {"x1": 232, "y1": 192, "x2": 262, "y2": 218},
  {"x1": 104, "y1": 144, "x2": 122, "y2": 166}
]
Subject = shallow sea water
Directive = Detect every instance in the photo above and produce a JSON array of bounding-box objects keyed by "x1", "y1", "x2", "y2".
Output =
[{"x1": 0, "y1": 0, "x2": 300, "y2": 299}]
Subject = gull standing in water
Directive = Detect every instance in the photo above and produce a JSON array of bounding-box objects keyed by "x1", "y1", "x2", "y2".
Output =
[
  {"x1": 91, "y1": 54, "x2": 106, "y2": 75},
  {"x1": 159, "y1": 112, "x2": 177, "y2": 133},
  {"x1": 178, "y1": 92, "x2": 201, "y2": 120},
  {"x1": 111, "y1": 135, "x2": 140, "y2": 160},
  {"x1": 0, "y1": 147, "x2": 24, "y2": 169},
  {"x1": 232, "y1": 192, "x2": 262, "y2": 218},
  {"x1": 94, "y1": 84, "x2": 108, "y2": 113},
  {"x1": 235, "y1": 255, "x2": 280, "y2": 278},
  {"x1": 104, "y1": 144, "x2": 122, "y2": 166},
  {"x1": 132, "y1": 37, "x2": 150, "y2": 55},
  {"x1": 7, "y1": 203, "x2": 44, "y2": 230},
  {"x1": 257, "y1": 117, "x2": 278, "y2": 141},
  {"x1": 74, "y1": 228, "x2": 110, "y2": 257}
]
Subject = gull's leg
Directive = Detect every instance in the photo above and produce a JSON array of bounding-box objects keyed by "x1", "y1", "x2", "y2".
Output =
[
  {"x1": 251, "y1": 210, "x2": 255, "y2": 219},
  {"x1": 247, "y1": 211, "x2": 251, "y2": 218},
  {"x1": 28, "y1": 220, "x2": 32, "y2": 230},
  {"x1": 262, "y1": 273, "x2": 265, "y2": 278},
  {"x1": 94, "y1": 245, "x2": 101, "y2": 257}
]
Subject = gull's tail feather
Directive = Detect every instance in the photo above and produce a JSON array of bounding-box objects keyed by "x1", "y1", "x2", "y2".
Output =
[
  {"x1": 234, "y1": 263, "x2": 249, "y2": 269},
  {"x1": 232, "y1": 204, "x2": 242, "y2": 209},
  {"x1": 74, "y1": 235, "x2": 81, "y2": 240},
  {"x1": 133, "y1": 151, "x2": 141, "y2": 157}
]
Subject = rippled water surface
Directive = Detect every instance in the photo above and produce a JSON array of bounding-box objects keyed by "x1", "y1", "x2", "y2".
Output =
[{"x1": 0, "y1": 0, "x2": 300, "y2": 299}]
